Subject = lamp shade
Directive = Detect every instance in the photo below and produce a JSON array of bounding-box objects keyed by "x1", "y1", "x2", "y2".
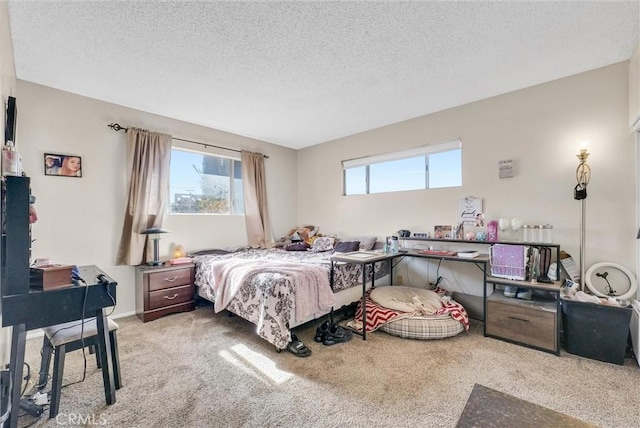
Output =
[{"x1": 140, "y1": 227, "x2": 171, "y2": 235}]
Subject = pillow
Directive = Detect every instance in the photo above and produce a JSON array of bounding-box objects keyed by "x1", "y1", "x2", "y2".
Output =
[
  {"x1": 311, "y1": 237, "x2": 335, "y2": 253},
  {"x1": 285, "y1": 242, "x2": 311, "y2": 251},
  {"x1": 353, "y1": 236, "x2": 377, "y2": 251},
  {"x1": 188, "y1": 248, "x2": 232, "y2": 256},
  {"x1": 333, "y1": 241, "x2": 360, "y2": 253}
]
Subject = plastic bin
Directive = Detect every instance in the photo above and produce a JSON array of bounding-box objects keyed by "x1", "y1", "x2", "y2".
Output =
[{"x1": 561, "y1": 298, "x2": 632, "y2": 365}]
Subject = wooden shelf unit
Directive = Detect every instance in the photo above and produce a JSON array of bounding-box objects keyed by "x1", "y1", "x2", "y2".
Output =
[{"x1": 400, "y1": 236, "x2": 562, "y2": 355}]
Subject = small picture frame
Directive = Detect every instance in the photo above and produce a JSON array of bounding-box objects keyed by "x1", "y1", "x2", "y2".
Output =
[
  {"x1": 44, "y1": 153, "x2": 82, "y2": 177},
  {"x1": 434, "y1": 225, "x2": 452, "y2": 239}
]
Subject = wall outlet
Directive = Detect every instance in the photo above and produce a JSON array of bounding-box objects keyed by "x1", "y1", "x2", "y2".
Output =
[{"x1": 397, "y1": 275, "x2": 403, "y2": 285}]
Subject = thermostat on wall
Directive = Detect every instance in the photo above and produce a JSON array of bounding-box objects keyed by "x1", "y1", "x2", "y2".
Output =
[{"x1": 499, "y1": 159, "x2": 514, "y2": 178}]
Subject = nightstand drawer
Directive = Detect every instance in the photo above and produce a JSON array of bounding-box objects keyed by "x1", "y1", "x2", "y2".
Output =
[
  {"x1": 148, "y1": 284, "x2": 193, "y2": 310},
  {"x1": 148, "y1": 267, "x2": 192, "y2": 291},
  {"x1": 486, "y1": 300, "x2": 556, "y2": 351}
]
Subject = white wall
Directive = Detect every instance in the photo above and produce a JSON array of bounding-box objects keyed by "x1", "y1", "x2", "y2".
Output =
[
  {"x1": 0, "y1": 0, "x2": 17, "y2": 365},
  {"x1": 15, "y1": 81, "x2": 298, "y2": 321},
  {"x1": 633, "y1": 43, "x2": 640, "y2": 301},
  {"x1": 297, "y1": 62, "x2": 635, "y2": 297},
  {"x1": 630, "y1": 43, "x2": 639, "y2": 130}
]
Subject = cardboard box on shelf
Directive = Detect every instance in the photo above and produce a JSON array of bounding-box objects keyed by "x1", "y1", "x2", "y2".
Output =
[{"x1": 30, "y1": 264, "x2": 74, "y2": 290}]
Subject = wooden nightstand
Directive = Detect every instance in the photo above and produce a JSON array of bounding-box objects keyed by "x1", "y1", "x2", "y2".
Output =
[{"x1": 135, "y1": 263, "x2": 195, "y2": 322}]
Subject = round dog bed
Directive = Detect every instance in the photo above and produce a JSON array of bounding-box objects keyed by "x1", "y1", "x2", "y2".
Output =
[
  {"x1": 379, "y1": 315, "x2": 464, "y2": 340},
  {"x1": 371, "y1": 286, "x2": 465, "y2": 340}
]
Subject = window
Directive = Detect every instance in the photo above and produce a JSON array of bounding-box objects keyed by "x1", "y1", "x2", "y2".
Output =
[
  {"x1": 342, "y1": 139, "x2": 462, "y2": 195},
  {"x1": 169, "y1": 148, "x2": 243, "y2": 214}
]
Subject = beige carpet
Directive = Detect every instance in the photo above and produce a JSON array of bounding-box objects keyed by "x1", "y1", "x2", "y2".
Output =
[{"x1": 17, "y1": 302, "x2": 640, "y2": 427}]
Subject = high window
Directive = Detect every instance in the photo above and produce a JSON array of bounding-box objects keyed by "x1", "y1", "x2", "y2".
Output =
[
  {"x1": 342, "y1": 139, "x2": 462, "y2": 195},
  {"x1": 169, "y1": 148, "x2": 243, "y2": 214}
]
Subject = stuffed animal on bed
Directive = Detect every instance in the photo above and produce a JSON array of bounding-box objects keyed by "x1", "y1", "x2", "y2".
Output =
[
  {"x1": 292, "y1": 225, "x2": 318, "y2": 243},
  {"x1": 274, "y1": 225, "x2": 320, "y2": 247}
]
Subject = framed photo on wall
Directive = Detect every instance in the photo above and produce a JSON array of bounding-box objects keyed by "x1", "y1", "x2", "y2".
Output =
[{"x1": 44, "y1": 153, "x2": 82, "y2": 177}]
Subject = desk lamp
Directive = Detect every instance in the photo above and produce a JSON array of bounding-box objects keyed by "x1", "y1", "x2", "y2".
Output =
[{"x1": 140, "y1": 227, "x2": 171, "y2": 266}]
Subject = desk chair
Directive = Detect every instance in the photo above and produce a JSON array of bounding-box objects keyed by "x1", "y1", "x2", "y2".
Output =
[{"x1": 38, "y1": 318, "x2": 121, "y2": 418}]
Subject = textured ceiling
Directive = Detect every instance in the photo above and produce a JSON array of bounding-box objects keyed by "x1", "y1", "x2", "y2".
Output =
[{"x1": 7, "y1": 1, "x2": 640, "y2": 150}]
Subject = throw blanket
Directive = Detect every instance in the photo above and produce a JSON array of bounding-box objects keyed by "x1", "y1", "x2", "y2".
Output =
[
  {"x1": 209, "y1": 258, "x2": 336, "y2": 321},
  {"x1": 351, "y1": 287, "x2": 470, "y2": 333}
]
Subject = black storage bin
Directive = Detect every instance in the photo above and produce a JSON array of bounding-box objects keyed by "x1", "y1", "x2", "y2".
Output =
[{"x1": 561, "y1": 298, "x2": 632, "y2": 365}]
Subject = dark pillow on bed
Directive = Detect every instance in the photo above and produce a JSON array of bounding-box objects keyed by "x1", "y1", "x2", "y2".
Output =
[
  {"x1": 333, "y1": 241, "x2": 361, "y2": 253},
  {"x1": 285, "y1": 242, "x2": 311, "y2": 251},
  {"x1": 354, "y1": 236, "x2": 377, "y2": 251},
  {"x1": 188, "y1": 248, "x2": 232, "y2": 256}
]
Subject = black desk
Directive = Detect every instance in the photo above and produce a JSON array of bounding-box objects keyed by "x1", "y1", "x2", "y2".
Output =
[
  {"x1": 1, "y1": 266, "x2": 117, "y2": 428},
  {"x1": 330, "y1": 252, "x2": 403, "y2": 340},
  {"x1": 331, "y1": 251, "x2": 488, "y2": 340},
  {"x1": 404, "y1": 250, "x2": 489, "y2": 303}
]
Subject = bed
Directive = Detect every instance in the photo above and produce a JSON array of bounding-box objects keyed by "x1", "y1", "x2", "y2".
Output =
[{"x1": 191, "y1": 246, "x2": 389, "y2": 350}]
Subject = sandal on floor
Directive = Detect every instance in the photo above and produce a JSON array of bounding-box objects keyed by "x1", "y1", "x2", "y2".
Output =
[{"x1": 287, "y1": 334, "x2": 312, "y2": 357}]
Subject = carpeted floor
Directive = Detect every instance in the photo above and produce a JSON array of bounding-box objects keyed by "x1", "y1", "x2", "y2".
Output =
[{"x1": 16, "y1": 302, "x2": 640, "y2": 427}]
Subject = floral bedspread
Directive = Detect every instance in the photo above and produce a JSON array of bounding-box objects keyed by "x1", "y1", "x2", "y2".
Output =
[{"x1": 192, "y1": 247, "x2": 388, "y2": 349}]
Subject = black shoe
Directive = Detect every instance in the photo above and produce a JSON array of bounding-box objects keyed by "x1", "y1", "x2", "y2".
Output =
[
  {"x1": 287, "y1": 334, "x2": 311, "y2": 357},
  {"x1": 314, "y1": 321, "x2": 330, "y2": 342},
  {"x1": 322, "y1": 324, "x2": 353, "y2": 346}
]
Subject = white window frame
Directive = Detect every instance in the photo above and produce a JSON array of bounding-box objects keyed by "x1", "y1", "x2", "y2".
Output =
[{"x1": 342, "y1": 139, "x2": 462, "y2": 195}]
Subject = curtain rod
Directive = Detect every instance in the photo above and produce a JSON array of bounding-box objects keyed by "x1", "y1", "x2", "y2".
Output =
[{"x1": 107, "y1": 123, "x2": 268, "y2": 158}]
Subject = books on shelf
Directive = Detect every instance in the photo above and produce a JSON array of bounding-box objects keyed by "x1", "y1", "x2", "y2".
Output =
[{"x1": 457, "y1": 250, "x2": 480, "y2": 258}]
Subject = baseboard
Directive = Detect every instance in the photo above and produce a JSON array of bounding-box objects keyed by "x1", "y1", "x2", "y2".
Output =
[{"x1": 112, "y1": 310, "x2": 136, "y2": 319}]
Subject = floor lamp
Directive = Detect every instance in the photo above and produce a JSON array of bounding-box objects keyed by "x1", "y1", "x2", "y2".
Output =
[{"x1": 574, "y1": 143, "x2": 591, "y2": 291}]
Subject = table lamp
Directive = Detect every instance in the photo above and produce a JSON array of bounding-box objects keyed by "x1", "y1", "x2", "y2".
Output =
[{"x1": 140, "y1": 227, "x2": 171, "y2": 266}]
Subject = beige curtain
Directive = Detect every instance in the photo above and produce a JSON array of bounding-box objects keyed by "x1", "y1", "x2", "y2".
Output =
[
  {"x1": 116, "y1": 128, "x2": 172, "y2": 265},
  {"x1": 241, "y1": 150, "x2": 273, "y2": 248}
]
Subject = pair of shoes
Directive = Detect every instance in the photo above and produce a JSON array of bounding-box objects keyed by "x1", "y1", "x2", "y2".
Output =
[
  {"x1": 516, "y1": 288, "x2": 532, "y2": 300},
  {"x1": 287, "y1": 334, "x2": 311, "y2": 357},
  {"x1": 322, "y1": 324, "x2": 353, "y2": 346},
  {"x1": 503, "y1": 286, "x2": 518, "y2": 298},
  {"x1": 314, "y1": 321, "x2": 330, "y2": 343}
]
